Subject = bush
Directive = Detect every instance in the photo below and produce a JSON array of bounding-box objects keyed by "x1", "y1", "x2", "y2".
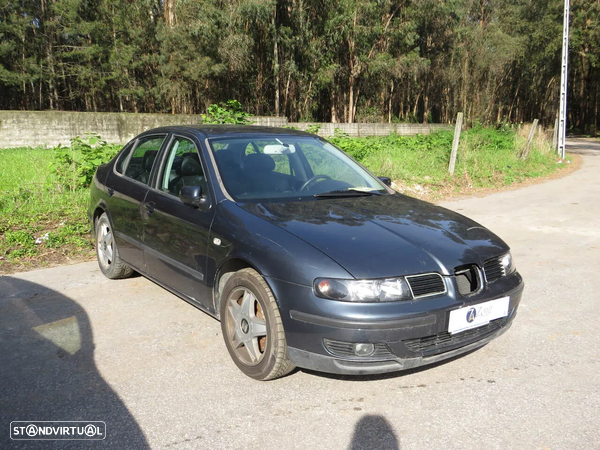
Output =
[
  {"x1": 51, "y1": 134, "x2": 120, "y2": 191},
  {"x1": 201, "y1": 100, "x2": 251, "y2": 124}
]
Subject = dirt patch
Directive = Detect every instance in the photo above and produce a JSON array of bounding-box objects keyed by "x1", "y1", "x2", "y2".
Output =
[{"x1": 0, "y1": 249, "x2": 95, "y2": 275}]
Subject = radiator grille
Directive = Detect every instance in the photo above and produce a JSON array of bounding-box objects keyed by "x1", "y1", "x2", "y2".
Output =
[
  {"x1": 406, "y1": 273, "x2": 446, "y2": 298},
  {"x1": 455, "y1": 264, "x2": 482, "y2": 296}
]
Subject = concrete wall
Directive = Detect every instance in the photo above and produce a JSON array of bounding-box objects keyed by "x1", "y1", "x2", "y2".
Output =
[
  {"x1": 287, "y1": 122, "x2": 452, "y2": 137},
  {"x1": 0, "y1": 111, "x2": 288, "y2": 148},
  {"x1": 0, "y1": 110, "x2": 451, "y2": 148}
]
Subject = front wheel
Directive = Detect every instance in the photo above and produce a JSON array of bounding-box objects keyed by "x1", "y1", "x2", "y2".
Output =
[
  {"x1": 95, "y1": 213, "x2": 133, "y2": 280},
  {"x1": 220, "y1": 268, "x2": 295, "y2": 380}
]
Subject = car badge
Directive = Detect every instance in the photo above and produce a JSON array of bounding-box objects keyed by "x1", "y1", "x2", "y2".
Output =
[{"x1": 466, "y1": 308, "x2": 477, "y2": 323}]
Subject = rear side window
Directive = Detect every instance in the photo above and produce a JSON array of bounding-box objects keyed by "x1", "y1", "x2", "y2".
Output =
[{"x1": 123, "y1": 135, "x2": 166, "y2": 185}]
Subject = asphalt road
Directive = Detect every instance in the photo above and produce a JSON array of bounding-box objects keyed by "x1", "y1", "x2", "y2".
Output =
[{"x1": 1, "y1": 139, "x2": 599, "y2": 450}]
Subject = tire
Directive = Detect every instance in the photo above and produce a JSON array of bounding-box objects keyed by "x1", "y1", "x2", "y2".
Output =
[
  {"x1": 95, "y1": 212, "x2": 133, "y2": 280},
  {"x1": 220, "y1": 268, "x2": 295, "y2": 380}
]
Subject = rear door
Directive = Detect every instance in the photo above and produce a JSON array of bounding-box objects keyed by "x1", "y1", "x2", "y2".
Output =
[
  {"x1": 142, "y1": 134, "x2": 215, "y2": 312},
  {"x1": 104, "y1": 134, "x2": 168, "y2": 271}
]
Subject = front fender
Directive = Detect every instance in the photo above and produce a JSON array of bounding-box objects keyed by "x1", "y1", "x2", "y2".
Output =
[{"x1": 208, "y1": 201, "x2": 352, "y2": 288}]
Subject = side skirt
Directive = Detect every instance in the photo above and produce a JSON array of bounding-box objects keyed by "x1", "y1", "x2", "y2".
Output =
[{"x1": 120, "y1": 260, "x2": 219, "y2": 321}]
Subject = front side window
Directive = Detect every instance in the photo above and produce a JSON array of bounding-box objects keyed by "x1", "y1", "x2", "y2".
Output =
[
  {"x1": 159, "y1": 136, "x2": 206, "y2": 197},
  {"x1": 208, "y1": 136, "x2": 387, "y2": 201},
  {"x1": 123, "y1": 135, "x2": 166, "y2": 185}
]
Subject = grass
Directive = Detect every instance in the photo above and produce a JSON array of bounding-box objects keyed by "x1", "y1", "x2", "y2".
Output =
[
  {"x1": 0, "y1": 147, "x2": 95, "y2": 272},
  {"x1": 331, "y1": 124, "x2": 569, "y2": 197},
  {"x1": 0, "y1": 126, "x2": 571, "y2": 272}
]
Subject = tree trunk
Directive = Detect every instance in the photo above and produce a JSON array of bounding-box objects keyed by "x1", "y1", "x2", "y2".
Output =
[
  {"x1": 461, "y1": 53, "x2": 469, "y2": 115},
  {"x1": 388, "y1": 81, "x2": 394, "y2": 123},
  {"x1": 273, "y1": 8, "x2": 280, "y2": 117},
  {"x1": 164, "y1": 0, "x2": 176, "y2": 113},
  {"x1": 331, "y1": 89, "x2": 337, "y2": 123},
  {"x1": 164, "y1": 0, "x2": 176, "y2": 26},
  {"x1": 283, "y1": 71, "x2": 291, "y2": 118},
  {"x1": 579, "y1": 54, "x2": 587, "y2": 132},
  {"x1": 348, "y1": 78, "x2": 355, "y2": 123}
]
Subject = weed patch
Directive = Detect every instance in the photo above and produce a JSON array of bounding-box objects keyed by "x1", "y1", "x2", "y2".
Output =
[
  {"x1": 1, "y1": 126, "x2": 571, "y2": 272},
  {"x1": 330, "y1": 125, "x2": 568, "y2": 197}
]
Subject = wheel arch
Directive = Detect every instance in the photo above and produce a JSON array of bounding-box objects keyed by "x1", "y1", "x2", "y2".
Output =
[
  {"x1": 213, "y1": 256, "x2": 278, "y2": 320},
  {"x1": 92, "y1": 205, "x2": 107, "y2": 227}
]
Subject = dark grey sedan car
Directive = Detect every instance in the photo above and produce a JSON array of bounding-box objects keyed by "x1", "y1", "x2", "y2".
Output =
[{"x1": 89, "y1": 125, "x2": 524, "y2": 380}]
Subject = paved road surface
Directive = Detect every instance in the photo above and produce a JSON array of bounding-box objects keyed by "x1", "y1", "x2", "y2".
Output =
[{"x1": 1, "y1": 139, "x2": 599, "y2": 449}]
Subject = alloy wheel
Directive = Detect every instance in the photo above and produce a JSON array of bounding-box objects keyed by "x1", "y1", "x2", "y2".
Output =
[
  {"x1": 97, "y1": 222, "x2": 114, "y2": 270},
  {"x1": 224, "y1": 287, "x2": 268, "y2": 366}
]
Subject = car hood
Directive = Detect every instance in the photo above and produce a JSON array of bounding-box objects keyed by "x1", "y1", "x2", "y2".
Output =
[{"x1": 239, "y1": 194, "x2": 509, "y2": 279}]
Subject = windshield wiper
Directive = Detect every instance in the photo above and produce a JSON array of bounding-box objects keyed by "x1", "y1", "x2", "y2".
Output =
[{"x1": 314, "y1": 188, "x2": 384, "y2": 198}]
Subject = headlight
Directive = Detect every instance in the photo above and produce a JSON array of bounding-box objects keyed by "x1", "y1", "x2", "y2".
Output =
[
  {"x1": 500, "y1": 252, "x2": 516, "y2": 275},
  {"x1": 314, "y1": 277, "x2": 412, "y2": 302}
]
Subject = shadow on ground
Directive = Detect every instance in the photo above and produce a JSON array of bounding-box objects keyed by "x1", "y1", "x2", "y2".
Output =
[
  {"x1": 0, "y1": 276, "x2": 149, "y2": 449},
  {"x1": 567, "y1": 137, "x2": 600, "y2": 156},
  {"x1": 349, "y1": 414, "x2": 400, "y2": 450}
]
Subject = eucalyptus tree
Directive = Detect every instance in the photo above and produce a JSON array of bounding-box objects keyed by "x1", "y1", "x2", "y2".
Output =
[{"x1": 0, "y1": 0, "x2": 599, "y2": 132}]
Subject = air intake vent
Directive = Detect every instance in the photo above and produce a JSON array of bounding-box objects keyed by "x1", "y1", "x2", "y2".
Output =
[
  {"x1": 403, "y1": 315, "x2": 508, "y2": 356},
  {"x1": 484, "y1": 257, "x2": 505, "y2": 282},
  {"x1": 406, "y1": 273, "x2": 446, "y2": 298},
  {"x1": 454, "y1": 265, "x2": 482, "y2": 296}
]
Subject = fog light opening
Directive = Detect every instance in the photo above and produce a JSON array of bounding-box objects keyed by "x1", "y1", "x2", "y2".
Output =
[{"x1": 354, "y1": 343, "x2": 375, "y2": 357}]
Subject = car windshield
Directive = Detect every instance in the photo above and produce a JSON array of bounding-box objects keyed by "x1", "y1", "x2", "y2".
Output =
[{"x1": 208, "y1": 136, "x2": 388, "y2": 201}]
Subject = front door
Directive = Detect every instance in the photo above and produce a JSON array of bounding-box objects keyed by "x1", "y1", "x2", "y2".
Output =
[{"x1": 142, "y1": 135, "x2": 215, "y2": 312}]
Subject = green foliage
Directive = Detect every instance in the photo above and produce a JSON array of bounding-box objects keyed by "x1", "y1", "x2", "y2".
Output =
[
  {"x1": 45, "y1": 223, "x2": 90, "y2": 249},
  {"x1": 3, "y1": 230, "x2": 36, "y2": 259},
  {"x1": 51, "y1": 134, "x2": 120, "y2": 191},
  {"x1": 305, "y1": 124, "x2": 322, "y2": 134},
  {"x1": 0, "y1": 126, "x2": 572, "y2": 269},
  {"x1": 333, "y1": 128, "x2": 350, "y2": 138},
  {"x1": 201, "y1": 100, "x2": 251, "y2": 125},
  {"x1": 331, "y1": 128, "x2": 563, "y2": 190},
  {"x1": 4, "y1": 230, "x2": 35, "y2": 247},
  {"x1": 0, "y1": 141, "x2": 107, "y2": 268},
  {"x1": 0, "y1": 0, "x2": 597, "y2": 132}
]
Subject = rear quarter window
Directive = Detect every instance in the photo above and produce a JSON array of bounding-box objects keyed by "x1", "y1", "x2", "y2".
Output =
[{"x1": 114, "y1": 143, "x2": 133, "y2": 174}]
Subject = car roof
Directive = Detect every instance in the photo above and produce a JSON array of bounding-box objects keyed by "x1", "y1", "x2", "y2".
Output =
[{"x1": 140, "y1": 125, "x2": 315, "y2": 139}]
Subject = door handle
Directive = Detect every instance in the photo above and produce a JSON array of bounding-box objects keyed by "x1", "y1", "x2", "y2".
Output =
[
  {"x1": 107, "y1": 186, "x2": 114, "y2": 197},
  {"x1": 146, "y1": 202, "x2": 156, "y2": 214}
]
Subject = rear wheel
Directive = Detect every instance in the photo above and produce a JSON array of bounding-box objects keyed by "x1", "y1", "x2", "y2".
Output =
[
  {"x1": 95, "y1": 213, "x2": 133, "y2": 279},
  {"x1": 220, "y1": 268, "x2": 294, "y2": 380}
]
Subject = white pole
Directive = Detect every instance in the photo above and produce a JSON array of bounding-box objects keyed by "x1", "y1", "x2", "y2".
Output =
[{"x1": 557, "y1": 0, "x2": 570, "y2": 159}]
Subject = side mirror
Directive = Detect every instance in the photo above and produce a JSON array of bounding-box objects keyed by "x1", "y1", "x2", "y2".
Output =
[
  {"x1": 378, "y1": 176, "x2": 392, "y2": 187},
  {"x1": 179, "y1": 185, "x2": 206, "y2": 209}
]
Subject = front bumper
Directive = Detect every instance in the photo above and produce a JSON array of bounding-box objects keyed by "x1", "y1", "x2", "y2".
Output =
[{"x1": 268, "y1": 272, "x2": 524, "y2": 375}]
